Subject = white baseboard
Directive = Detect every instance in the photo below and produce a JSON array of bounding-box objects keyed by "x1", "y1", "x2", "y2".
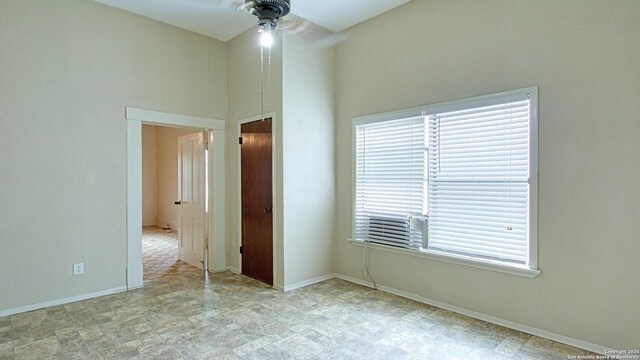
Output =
[
  {"x1": 283, "y1": 273, "x2": 338, "y2": 292},
  {"x1": 223, "y1": 267, "x2": 286, "y2": 291},
  {"x1": 0, "y1": 286, "x2": 127, "y2": 318},
  {"x1": 209, "y1": 268, "x2": 230, "y2": 274},
  {"x1": 335, "y1": 274, "x2": 612, "y2": 355},
  {"x1": 1, "y1": 274, "x2": 609, "y2": 354}
]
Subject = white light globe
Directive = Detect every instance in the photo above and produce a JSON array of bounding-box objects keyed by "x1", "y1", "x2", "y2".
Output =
[{"x1": 260, "y1": 30, "x2": 274, "y2": 48}]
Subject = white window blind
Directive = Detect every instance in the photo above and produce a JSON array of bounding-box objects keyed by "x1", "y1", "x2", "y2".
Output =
[
  {"x1": 354, "y1": 117, "x2": 427, "y2": 249},
  {"x1": 427, "y1": 97, "x2": 531, "y2": 265}
]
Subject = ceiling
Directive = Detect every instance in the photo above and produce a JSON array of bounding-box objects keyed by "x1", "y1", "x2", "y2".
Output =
[{"x1": 94, "y1": 0, "x2": 411, "y2": 42}]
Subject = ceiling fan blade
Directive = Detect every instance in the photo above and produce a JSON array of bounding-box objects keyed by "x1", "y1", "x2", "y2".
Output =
[
  {"x1": 280, "y1": 14, "x2": 348, "y2": 49},
  {"x1": 217, "y1": 0, "x2": 255, "y2": 12},
  {"x1": 212, "y1": 1, "x2": 347, "y2": 48}
]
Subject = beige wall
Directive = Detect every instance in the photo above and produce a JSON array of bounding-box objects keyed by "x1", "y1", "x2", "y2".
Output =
[
  {"x1": 227, "y1": 29, "x2": 285, "y2": 287},
  {"x1": 282, "y1": 40, "x2": 336, "y2": 286},
  {"x1": 156, "y1": 126, "x2": 201, "y2": 230},
  {"x1": 142, "y1": 125, "x2": 158, "y2": 226},
  {"x1": 0, "y1": 0, "x2": 227, "y2": 312},
  {"x1": 142, "y1": 125, "x2": 200, "y2": 230},
  {"x1": 334, "y1": 0, "x2": 640, "y2": 349}
]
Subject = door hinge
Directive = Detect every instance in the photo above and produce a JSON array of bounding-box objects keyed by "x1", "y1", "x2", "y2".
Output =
[
  {"x1": 239, "y1": 246, "x2": 243, "y2": 254},
  {"x1": 203, "y1": 131, "x2": 209, "y2": 150},
  {"x1": 239, "y1": 137, "x2": 243, "y2": 145}
]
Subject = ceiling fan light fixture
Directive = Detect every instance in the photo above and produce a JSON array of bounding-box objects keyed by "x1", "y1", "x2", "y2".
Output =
[
  {"x1": 259, "y1": 27, "x2": 274, "y2": 47},
  {"x1": 258, "y1": 19, "x2": 277, "y2": 32},
  {"x1": 247, "y1": 0, "x2": 291, "y2": 31}
]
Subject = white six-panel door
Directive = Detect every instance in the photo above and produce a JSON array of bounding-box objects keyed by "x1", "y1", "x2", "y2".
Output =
[{"x1": 177, "y1": 132, "x2": 206, "y2": 269}]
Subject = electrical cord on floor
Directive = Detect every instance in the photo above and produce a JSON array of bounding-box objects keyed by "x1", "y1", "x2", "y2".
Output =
[{"x1": 361, "y1": 240, "x2": 377, "y2": 290}]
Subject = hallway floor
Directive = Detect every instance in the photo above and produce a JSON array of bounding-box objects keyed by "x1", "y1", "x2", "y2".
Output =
[{"x1": 142, "y1": 226, "x2": 200, "y2": 281}]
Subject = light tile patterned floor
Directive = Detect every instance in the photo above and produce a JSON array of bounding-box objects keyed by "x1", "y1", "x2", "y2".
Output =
[
  {"x1": 143, "y1": 226, "x2": 200, "y2": 281},
  {"x1": 0, "y1": 235, "x2": 598, "y2": 359}
]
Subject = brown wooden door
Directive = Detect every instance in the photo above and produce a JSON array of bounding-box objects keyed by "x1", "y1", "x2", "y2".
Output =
[{"x1": 241, "y1": 118, "x2": 273, "y2": 285}]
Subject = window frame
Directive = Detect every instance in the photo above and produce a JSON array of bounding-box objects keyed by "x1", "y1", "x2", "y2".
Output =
[{"x1": 351, "y1": 86, "x2": 539, "y2": 276}]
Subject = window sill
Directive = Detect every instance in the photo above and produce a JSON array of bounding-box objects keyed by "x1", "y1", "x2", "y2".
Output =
[{"x1": 347, "y1": 239, "x2": 541, "y2": 278}]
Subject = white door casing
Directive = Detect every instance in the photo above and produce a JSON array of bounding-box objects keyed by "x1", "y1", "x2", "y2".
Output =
[
  {"x1": 126, "y1": 107, "x2": 226, "y2": 289},
  {"x1": 177, "y1": 132, "x2": 206, "y2": 269}
]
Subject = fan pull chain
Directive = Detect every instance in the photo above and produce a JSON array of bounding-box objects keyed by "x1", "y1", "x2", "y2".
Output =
[
  {"x1": 507, "y1": 103, "x2": 513, "y2": 231},
  {"x1": 260, "y1": 41, "x2": 265, "y2": 122}
]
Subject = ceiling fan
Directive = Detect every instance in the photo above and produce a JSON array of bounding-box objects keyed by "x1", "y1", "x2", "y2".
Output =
[
  {"x1": 218, "y1": 0, "x2": 345, "y2": 121},
  {"x1": 219, "y1": 0, "x2": 347, "y2": 48}
]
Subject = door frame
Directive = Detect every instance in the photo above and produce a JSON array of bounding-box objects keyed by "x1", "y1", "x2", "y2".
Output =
[
  {"x1": 126, "y1": 107, "x2": 226, "y2": 289},
  {"x1": 237, "y1": 112, "x2": 278, "y2": 288}
]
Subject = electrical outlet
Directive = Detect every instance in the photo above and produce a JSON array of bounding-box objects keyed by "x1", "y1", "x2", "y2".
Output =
[{"x1": 73, "y1": 262, "x2": 84, "y2": 276}]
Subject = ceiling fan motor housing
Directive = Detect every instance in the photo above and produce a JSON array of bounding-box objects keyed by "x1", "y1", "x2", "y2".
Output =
[{"x1": 247, "y1": 0, "x2": 291, "y2": 30}]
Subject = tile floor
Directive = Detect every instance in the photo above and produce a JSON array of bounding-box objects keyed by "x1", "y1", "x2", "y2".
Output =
[
  {"x1": 0, "y1": 229, "x2": 598, "y2": 359},
  {"x1": 142, "y1": 226, "x2": 201, "y2": 281}
]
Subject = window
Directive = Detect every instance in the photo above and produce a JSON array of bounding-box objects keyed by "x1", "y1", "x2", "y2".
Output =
[
  {"x1": 354, "y1": 116, "x2": 427, "y2": 250},
  {"x1": 353, "y1": 87, "x2": 538, "y2": 271}
]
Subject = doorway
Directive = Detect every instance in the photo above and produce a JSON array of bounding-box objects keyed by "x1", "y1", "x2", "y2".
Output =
[
  {"x1": 240, "y1": 118, "x2": 274, "y2": 285},
  {"x1": 141, "y1": 125, "x2": 206, "y2": 280},
  {"x1": 126, "y1": 107, "x2": 226, "y2": 289}
]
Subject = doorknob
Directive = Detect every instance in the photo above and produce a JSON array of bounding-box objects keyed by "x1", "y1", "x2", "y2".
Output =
[
  {"x1": 263, "y1": 207, "x2": 272, "y2": 214},
  {"x1": 174, "y1": 201, "x2": 181, "y2": 205}
]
